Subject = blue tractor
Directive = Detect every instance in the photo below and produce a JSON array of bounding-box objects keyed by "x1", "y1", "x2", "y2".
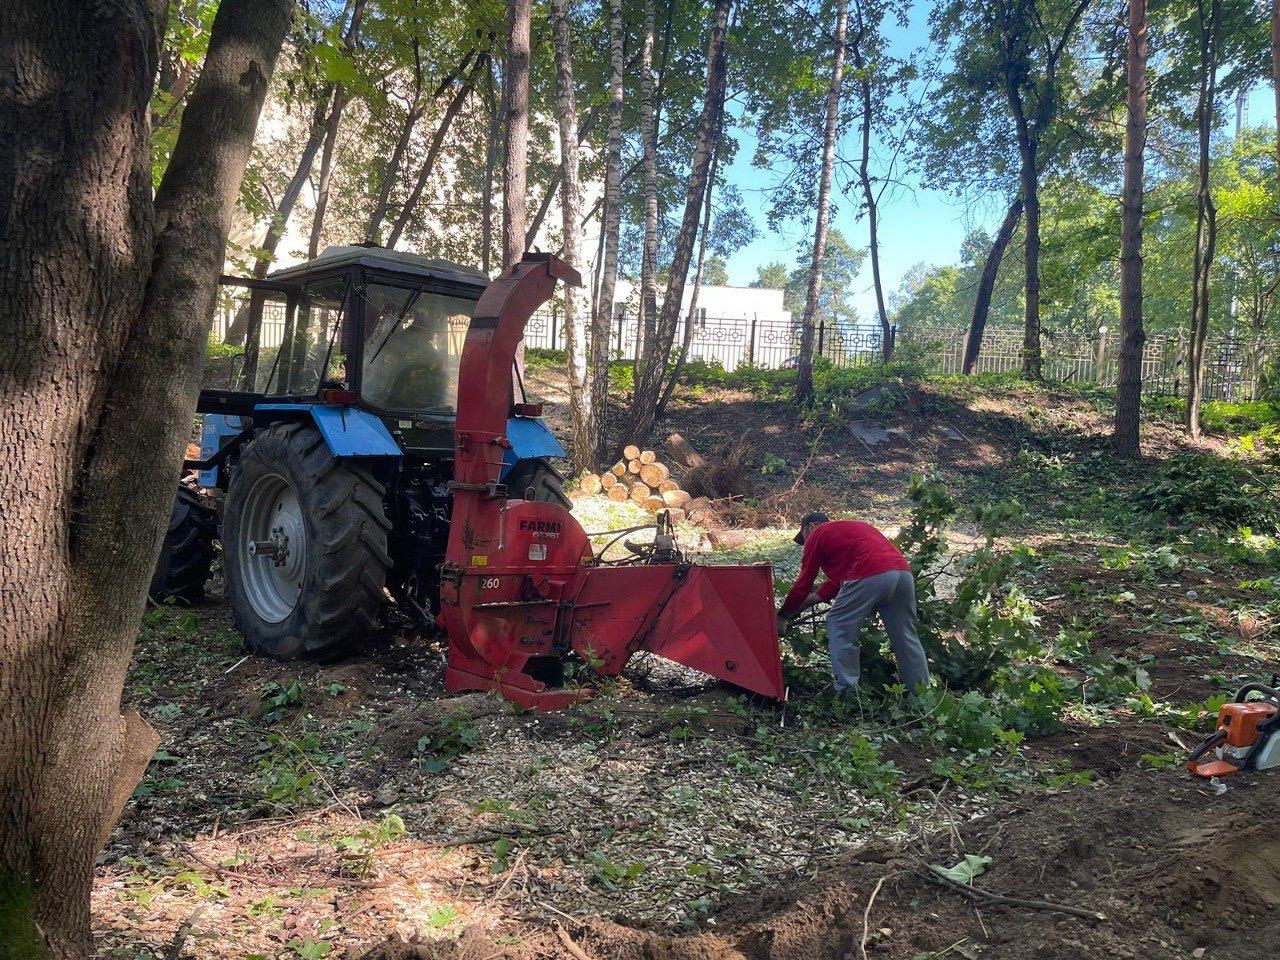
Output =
[{"x1": 152, "y1": 245, "x2": 569, "y2": 659}]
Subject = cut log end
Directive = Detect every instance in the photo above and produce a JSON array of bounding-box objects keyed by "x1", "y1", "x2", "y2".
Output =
[
  {"x1": 600, "y1": 473, "x2": 618, "y2": 489},
  {"x1": 629, "y1": 482, "x2": 651, "y2": 503},
  {"x1": 611, "y1": 462, "x2": 627, "y2": 477},
  {"x1": 658, "y1": 479, "x2": 679, "y2": 493},
  {"x1": 639, "y1": 449, "x2": 657, "y2": 464},
  {"x1": 580, "y1": 474, "x2": 602, "y2": 495},
  {"x1": 606, "y1": 484, "x2": 630, "y2": 502},
  {"x1": 661, "y1": 489, "x2": 692, "y2": 509},
  {"x1": 642, "y1": 496, "x2": 665, "y2": 512},
  {"x1": 623, "y1": 444, "x2": 641, "y2": 460},
  {"x1": 627, "y1": 458, "x2": 642, "y2": 474},
  {"x1": 639, "y1": 462, "x2": 670, "y2": 488}
]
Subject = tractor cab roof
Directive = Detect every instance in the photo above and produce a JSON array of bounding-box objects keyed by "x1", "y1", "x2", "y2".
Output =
[{"x1": 266, "y1": 244, "x2": 489, "y2": 296}]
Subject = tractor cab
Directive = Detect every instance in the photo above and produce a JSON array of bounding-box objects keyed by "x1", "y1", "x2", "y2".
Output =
[{"x1": 222, "y1": 245, "x2": 490, "y2": 454}]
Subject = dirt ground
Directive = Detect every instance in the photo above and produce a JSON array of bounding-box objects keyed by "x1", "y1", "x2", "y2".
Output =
[{"x1": 97, "y1": 376, "x2": 1280, "y2": 960}]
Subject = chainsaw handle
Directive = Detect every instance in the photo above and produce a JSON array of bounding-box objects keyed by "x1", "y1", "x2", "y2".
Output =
[{"x1": 1234, "y1": 682, "x2": 1280, "y2": 704}]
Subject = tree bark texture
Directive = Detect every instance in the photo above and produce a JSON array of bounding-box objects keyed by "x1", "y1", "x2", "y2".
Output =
[
  {"x1": 550, "y1": 0, "x2": 592, "y2": 470},
  {"x1": 1185, "y1": 0, "x2": 1222, "y2": 438},
  {"x1": 482, "y1": 55, "x2": 500, "y2": 273},
  {"x1": 592, "y1": 0, "x2": 626, "y2": 460},
  {"x1": 502, "y1": 0, "x2": 531, "y2": 268},
  {"x1": 1113, "y1": 0, "x2": 1148, "y2": 457},
  {"x1": 797, "y1": 0, "x2": 849, "y2": 405},
  {"x1": 0, "y1": 1, "x2": 290, "y2": 955},
  {"x1": 630, "y1": 0, "x2": 732, "y2": 443},
  {"x1": 1274, "y1": 0, "x2": 1279, "y2": 179},
  {"x1": 638, "y1": 0, "x2": 661, "y2": 363},
  {"x1": 964, "y1": 196, "x2": 1023, "y2": 374}
]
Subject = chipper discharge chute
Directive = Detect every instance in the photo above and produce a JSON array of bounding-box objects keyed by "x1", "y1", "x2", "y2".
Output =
[{"x1": 439, "y1": 254, "x2": 786, "y2": 710}]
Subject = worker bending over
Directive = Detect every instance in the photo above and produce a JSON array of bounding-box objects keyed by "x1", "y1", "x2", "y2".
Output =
[{"x1": 778, "y1": 512, "x2": 930, "y2": 694}]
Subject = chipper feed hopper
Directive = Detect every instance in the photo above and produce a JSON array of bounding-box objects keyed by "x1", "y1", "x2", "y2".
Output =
[
  {"x1": 158, "y1": 249, "x2": 784, "y2": 710},
  {"x1": 439, "y1": 255, "x2": 785, "y2": 708}
]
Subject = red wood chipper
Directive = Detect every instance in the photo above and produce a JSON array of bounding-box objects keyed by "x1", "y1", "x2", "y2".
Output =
[{"x1": 439, "y1": 254, "x2": 786, "y2": 709}]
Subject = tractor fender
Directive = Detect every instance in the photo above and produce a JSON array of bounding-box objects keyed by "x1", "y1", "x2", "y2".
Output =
[
  {"x1": 199, "y1": 404, "x2": 564, "y2": 482},
  {"x1": 502, "y1": 417, "x2": 566, "y2": 474},
  {"x1": 253, "y1": 403, "x2": 402, "y2": 457}
]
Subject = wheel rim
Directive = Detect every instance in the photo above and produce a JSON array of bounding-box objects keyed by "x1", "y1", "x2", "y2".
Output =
[{"x1": 239, "y1": 473, "x2": 306, "y2": 623}]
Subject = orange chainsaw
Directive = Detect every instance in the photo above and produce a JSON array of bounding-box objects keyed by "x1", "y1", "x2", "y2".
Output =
[{"x1": 1187, "y1": 681, "x2": 1280, "y2": 778}]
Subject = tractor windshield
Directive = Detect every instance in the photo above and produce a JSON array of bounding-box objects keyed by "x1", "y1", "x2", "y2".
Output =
[{"x1": 361, "y1": 284, "x2": 472, "y2": 415}]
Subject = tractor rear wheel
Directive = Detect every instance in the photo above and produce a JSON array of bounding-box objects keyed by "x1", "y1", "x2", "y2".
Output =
[
  {"x1": 149, "y1": 485, "x2": 217, "y2": 605},
  {"x1": 504, "y1": 457, "x2": 570, "y2": 507},
  {"x1": 223, "y1": 421, "x2": 391, "y2": 660}
]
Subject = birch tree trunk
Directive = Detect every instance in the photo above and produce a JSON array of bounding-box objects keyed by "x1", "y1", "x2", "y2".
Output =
[
  {"x1": 592, "y1": 0, "x2": 626, "y2": 460},
  {"x1": 1185, "y1": 0, "x2": 1222, "y2": 439},
  {"x1": 630, "y1": 0, "x2": 732, "y2": 442},
  {"x1": 1113, "y1": 0, "x2": 1148, "y2": 457},
  {"x1": 964, "y1": 196, "x2": 1023, "y2": 374},
  {"x1": 797, "y1": 0, "x2": 849, "y2": 405},
  {"x1": 638, "y1": 0, "x2": 661, "y2": 364},
  {"x1": 503, "y1": 0, "x2": 531, "y2": 268},
  {"x1": 0, "y1": 2, "x2": 290, "y2": 954},
  {"x1": 551, "y1": 0, "x2": 592, "y2": 470}
]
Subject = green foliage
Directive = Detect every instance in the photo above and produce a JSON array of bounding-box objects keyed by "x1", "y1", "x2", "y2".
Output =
[
  {"x1": 589, "y1": 852, "x2": 646, "y2": 889},
  {"x1": 260, "y1": 680, "x2": 305, "y2": 723},
  {"x1": 1137, "y1": 454, "x2": 1280, "y2": 533},
  {"x1": 414, "y1": 715, "x2": 481, "y2": 773}
]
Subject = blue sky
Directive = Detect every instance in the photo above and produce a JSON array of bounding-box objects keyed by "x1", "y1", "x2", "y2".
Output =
[{"x1": 720, "y1": 2, "x2": 1279, "y2": 319}]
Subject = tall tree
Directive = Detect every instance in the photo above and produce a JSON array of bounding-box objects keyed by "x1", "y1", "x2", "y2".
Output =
[
  {"x1": 551, "y1": 0, "x2": 592, "y2": 469},
  {"x1": 503, "y1": 0, "x2": 532, "y2": 268},
  {"x1": 630, "y1": 0, "x2": 733, "y2": 440},
  {"x1": 1113, "y1": 0, "x2": 1149, "y2": 457},
  {"x1": 797, "y1": 0, "x2": 849, "y2": 405},
  {"x1": 0, "y1": 1, "x2": 290, "y2": 953},
  {"x1": 1274, "y1": 0, "x2": 1279, "y2": 174},
  {"x1": 1185, "y1": 0, "x2": 1223, "y2": 438},
  {"x1": 638, "y1": 0, "x2": 662, "y2": 362},
  {"x1": 592, "y1": 0, "x2": 626, "y2": 459},
  {"x1": 963, "y1": 196, "x2": 1023, "y2": 373}
]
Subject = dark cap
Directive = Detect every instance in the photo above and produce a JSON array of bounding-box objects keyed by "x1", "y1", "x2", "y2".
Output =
[{"x1": 794, "y1": 511, "x2": 830, "y2": 544}]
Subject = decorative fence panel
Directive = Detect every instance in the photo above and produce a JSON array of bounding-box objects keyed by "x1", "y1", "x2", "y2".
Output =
[{"x1": 215, "y1": 300, "x2": 1257, "y2": 401}]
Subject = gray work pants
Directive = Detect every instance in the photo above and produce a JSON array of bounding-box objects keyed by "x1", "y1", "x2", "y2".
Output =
[{"x1": 825, "y1": 569, "x2": 930, "y2": 692}]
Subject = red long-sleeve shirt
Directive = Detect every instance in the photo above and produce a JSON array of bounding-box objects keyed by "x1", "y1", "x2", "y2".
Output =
[{"x1": 779, "y1": 520, "x2": 910, "y2": 615}]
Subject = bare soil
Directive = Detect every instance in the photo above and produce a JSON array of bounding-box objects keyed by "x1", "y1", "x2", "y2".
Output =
[{"x1": 97, "y1": 375, "x2": 1280, "y2": 960}]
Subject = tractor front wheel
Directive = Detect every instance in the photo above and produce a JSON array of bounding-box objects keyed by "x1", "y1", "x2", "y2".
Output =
[{"x1": 223, "y1": 422, "x2": 391, "y2": 659}]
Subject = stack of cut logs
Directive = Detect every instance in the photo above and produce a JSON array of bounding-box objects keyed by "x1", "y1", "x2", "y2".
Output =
[{"x1": 579, "y1": 444, "x2": 694, "y2": 519}]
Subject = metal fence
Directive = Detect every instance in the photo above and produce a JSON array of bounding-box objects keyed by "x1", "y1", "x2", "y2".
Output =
[{"x1": 214, "y1": 301, "x2": 1257, "y2": 401}]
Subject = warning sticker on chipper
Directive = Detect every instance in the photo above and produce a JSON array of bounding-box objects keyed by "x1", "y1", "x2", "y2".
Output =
[
  {"x1": 471, "y1": 555, "x2": 488, "y2": 566},
  {"x1": 528, "y1": 544, "x2": 547, "y2": 561}
]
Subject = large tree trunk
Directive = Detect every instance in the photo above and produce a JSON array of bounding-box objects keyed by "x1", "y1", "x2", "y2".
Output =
[
  {"x1": 964, "y1": 196, "x2": 1023, "y2": 374},
  {"x1": 502, "y1": 0, "x2": 531, "y2": 268},
  {"x1": 551, "y1": 0, "x2": 592, "y2": 471},
  {"x1": 638, "y1": 0, "x2": 661, "y2": 367},
  {"x1": 592, "y1": 0, "x2": 626, "y2": 460},
  {"x1": 630, "y1": 0, "x2": 732, "y2": 443},
  {"x1": 0, "y1": 2, "x2": 290, "y2": 955},
  {"x1": 797, "y1": 0, "x2": 849, "y2": 405},
  {"x1": 386, "y1": 55, "x2": 485, "y2": 248},
  {"x1": 1113, "y1": 0, "x2": 1148, "y2": 457},
  {"x1": 1185, "y1": 0, "x2": 1222, "y2": 438},
  {"x1": 849, "y1": 36, "x2": 890, "y2": 360}
]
